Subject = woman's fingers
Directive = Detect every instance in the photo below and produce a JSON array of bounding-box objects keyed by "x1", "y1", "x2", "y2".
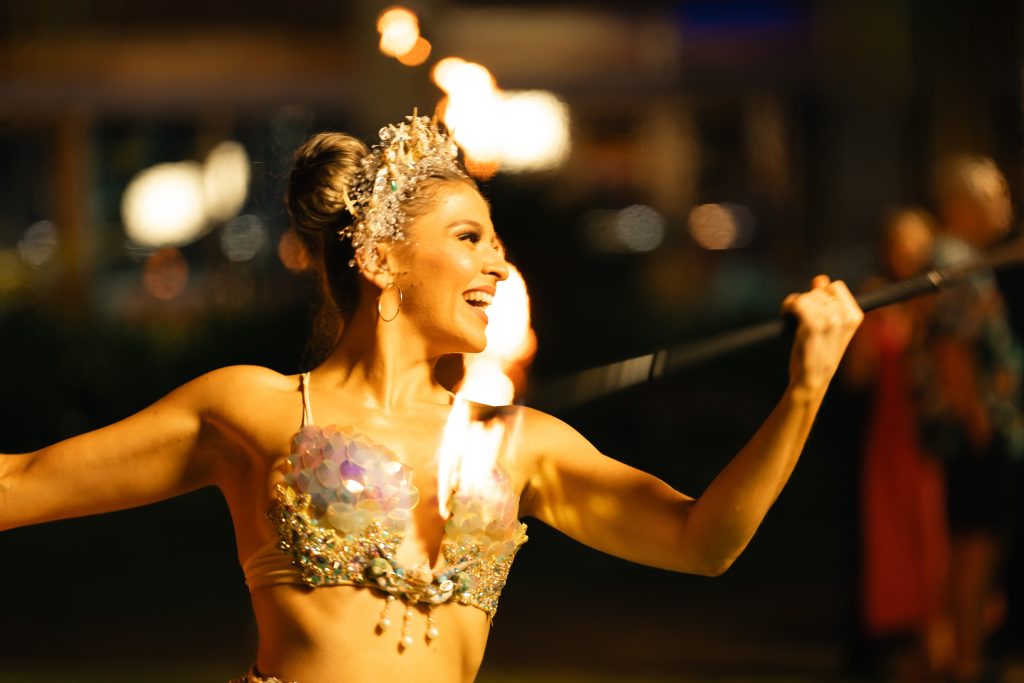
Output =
[{"x1": 784, "y1": 277, "x2": 864, "y2": 393}]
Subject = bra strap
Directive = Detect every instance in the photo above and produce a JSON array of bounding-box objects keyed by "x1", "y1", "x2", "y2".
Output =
[{"x1": 299, "y1": 371, "x2": 314, "y2": 427}]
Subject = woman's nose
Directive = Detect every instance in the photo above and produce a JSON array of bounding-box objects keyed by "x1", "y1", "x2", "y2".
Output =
[{"x1": 487, "y1": 254, "x2": 510, "y2": 282}]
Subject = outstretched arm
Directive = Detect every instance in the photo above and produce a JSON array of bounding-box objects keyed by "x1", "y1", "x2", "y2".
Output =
[
  {"x1": 519, "y1": 276, "x2": 862, "y2": 576},
  {"x1": 0, "y1": 367, "x2": 252, "y2": 531}
]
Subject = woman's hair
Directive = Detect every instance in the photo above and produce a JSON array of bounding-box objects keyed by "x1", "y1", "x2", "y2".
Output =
[
  {"x1": 285, "y1": 130, "x2": 476, "y2": 361},
  {"x1": 933, "y1": 154, "x2": 1005, "y2": 204}
]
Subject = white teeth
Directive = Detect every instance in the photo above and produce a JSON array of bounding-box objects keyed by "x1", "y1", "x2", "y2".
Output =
[{"x1": 463, "y1": 291, "x2": 494, "y2": 307}]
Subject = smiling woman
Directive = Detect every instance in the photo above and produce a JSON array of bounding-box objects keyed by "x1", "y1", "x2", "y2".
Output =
[{"x1": 0, "y1": 114, "x2": 862, "y2": 683}]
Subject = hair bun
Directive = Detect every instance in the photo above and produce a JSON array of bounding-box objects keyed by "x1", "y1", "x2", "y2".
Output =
[{"x1": 286, "y1": 132, "x2": 369, "y2": 238}]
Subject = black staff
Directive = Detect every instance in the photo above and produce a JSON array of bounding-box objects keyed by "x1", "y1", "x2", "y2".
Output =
[{"x1": 525, "y1": 239, "x2": 1024, "y2": 413}]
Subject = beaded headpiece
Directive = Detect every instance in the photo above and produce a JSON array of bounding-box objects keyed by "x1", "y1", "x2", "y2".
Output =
[{"x1": 341, "y1": 114, "x2": 466, "y2": 270}]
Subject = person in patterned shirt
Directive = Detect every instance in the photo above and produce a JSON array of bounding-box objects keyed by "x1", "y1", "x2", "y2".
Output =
[{"x1": 916, "y1": 155, "x2": 1024, "y2": 683}]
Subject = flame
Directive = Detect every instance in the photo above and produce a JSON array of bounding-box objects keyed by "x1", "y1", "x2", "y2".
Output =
[
  {"x1": 435, "y1": 265, "x2": 534, "y2": 517},
  {"x1": 483, "y1": 266, "x2": 533, "y2": 360}
]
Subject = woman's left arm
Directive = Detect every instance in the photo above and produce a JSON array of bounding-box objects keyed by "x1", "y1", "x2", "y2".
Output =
[{"x1": 519, "y1": 276, "x2": 862, "y2": 576}]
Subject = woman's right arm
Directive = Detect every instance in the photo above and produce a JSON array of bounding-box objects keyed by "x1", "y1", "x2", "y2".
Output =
[{"x1": 0, "y1": 367, "x2": 251, "y2": 531}]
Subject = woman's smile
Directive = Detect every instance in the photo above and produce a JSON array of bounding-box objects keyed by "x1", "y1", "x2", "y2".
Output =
[
  {"x1": 391, "y1": 181, "x2": 509, "y2": 354},
  {"x1": 462, "y1": 286, "x2": 496, "y2": 325}
]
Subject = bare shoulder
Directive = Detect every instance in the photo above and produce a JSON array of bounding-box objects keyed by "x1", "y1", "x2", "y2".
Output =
[
  {"x1": 173, "y1": 365, "x2": 303, "y2": 432},
  {"x1": 173, "y1": 365, "x2": 294, "y2": 404},
  {"x1": 515, "y1": 406, "x2": 596, "y2": 447},
  {"x1": 504, "y1": 405, "x2": 603, "y2": 465}
]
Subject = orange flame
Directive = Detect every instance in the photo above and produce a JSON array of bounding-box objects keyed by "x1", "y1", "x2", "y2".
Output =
[{"x1": 436, "y1": 265, "x2": 534, "y2": 517}]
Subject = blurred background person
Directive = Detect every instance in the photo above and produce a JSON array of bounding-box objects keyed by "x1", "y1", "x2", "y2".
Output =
[
  {"x1": 915, "y1": 155, "x2": 1024, "y2": 683},
  {"x1": 846, "y1": 208, "x2": 952, "y2": 683}
]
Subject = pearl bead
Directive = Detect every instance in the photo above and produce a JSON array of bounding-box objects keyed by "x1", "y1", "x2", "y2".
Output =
[
  {"x1": 377, "y1": 617, "x2": 391, "y2": 631},
  {"x1": 401, "y1": 634, "x2": 414, "y2": 648},
  {"x1": 427, "y1": 626, "x2": 440, "y2": 640}
]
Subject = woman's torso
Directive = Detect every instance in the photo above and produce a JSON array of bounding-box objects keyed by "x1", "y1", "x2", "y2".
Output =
[{"x1": 209, "y1": 366, "x2": 533, "y2": 683}]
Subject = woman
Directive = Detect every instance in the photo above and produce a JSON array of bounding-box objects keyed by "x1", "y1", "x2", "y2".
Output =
[
  {"x1": 846, "y1": 208, "x2": 952, "y2": 680},
  {"x1": 0, "y1": 115, "x2": 862, "y2": 683}
]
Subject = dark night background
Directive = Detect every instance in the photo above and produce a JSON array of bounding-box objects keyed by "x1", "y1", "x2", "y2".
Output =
[{"x1": 0, "y1": 1, "x2": 1022, "y2": 680}]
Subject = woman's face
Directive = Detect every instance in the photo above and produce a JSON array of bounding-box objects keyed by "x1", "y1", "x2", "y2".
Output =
[
  {"x1": 389, "y1": 181, "x2": 509, "y2": 354},
  {"x1": 884, "y1": 213, "x2": 933, "y2": 280}
]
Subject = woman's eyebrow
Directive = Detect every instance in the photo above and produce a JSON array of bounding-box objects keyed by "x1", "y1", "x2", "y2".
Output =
[{"x1": 446, "y1": 219, "x2": 485, "y2": 230}]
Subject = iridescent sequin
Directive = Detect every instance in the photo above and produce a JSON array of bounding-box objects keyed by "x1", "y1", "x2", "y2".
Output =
[{"x1": 270, "y1": 425, "x2": 527, "y2": 618}]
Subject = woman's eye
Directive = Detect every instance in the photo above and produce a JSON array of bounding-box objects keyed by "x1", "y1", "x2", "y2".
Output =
[{"x1": 458, "y1": 232, "x2": 481, "y2": 244}]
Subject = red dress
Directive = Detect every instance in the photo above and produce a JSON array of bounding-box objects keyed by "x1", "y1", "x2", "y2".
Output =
[{"x1": 859, "y1": 308, "x2": 950, "y2": 635}]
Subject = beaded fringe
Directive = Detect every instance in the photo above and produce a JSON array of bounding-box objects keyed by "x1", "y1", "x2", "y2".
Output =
[{"x1": 228, "y1": 665, "x2": 296, "y2": 683}]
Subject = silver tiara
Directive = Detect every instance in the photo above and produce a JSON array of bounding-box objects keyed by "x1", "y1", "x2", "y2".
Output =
[{"x1": 341, "y1": 114, "x2": 466, "y2": 269}]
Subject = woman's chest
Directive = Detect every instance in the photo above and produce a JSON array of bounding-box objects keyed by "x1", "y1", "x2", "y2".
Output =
[
  {"x1": 282, "y1": 423, "x2": 523, "y2": 539},
  {"x1": 272, "y1": 423, "x2": 529, "y2": 613}
]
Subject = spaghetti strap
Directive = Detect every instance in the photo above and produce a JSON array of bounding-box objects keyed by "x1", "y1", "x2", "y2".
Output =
[{"x1": 299, "y1": 371, "x2": 314, "y2": 427}]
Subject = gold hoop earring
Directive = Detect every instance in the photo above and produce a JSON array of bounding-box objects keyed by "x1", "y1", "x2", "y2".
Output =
[{"x1": 377, "y1": 282, "x2": 403, "y2": 322}]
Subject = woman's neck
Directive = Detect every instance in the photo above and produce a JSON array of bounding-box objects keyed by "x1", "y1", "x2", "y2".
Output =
[{"x1": 316, "y1": 310, "x2": 449, "y2": 413}]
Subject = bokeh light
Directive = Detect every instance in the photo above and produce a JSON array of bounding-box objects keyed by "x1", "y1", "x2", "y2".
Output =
[
  {"x1": 121, "y1": 141, "x2": 251, "y2": 249},
  {"x1": 688, "y1": 202, "x2": 756, "y2": 250},
  {"x1": 396, "y1": 37, "x2": 431, "y2": 67},
  {"x1": 433, "y1": 58, "x2": 502, "y2": 166},
  {"x1": 277, "y1": 228, "x2": 311, "y2": 272},
  {"x1": 220, "y1": 214, "x2": 268, "y2": 262},
  {"x1": 203, "y1": 141, "x2": 250, "y2": 224},
  {"x1": 122, "y1": 162, "x2": 207, "y2": 248},
  {"x1": 433, "y1": 59, "x2": 570, "y2": 175},
  {"x1": 496, "y1": 90, "x2": 571, "y2": 172},
  {"x1": 617, "y1": 205, "x2": 665, "y2": 252},
  {"x1": 17, "y1": 219, "x2": 59, "y2": 266},
  {"x1": 582, "y1": 205, "x2": 666, "y2": 253},
  {"x1": 432, "y1": 58, "x2": 498, "y2": 97},
  {"x1": 377, "y1": 6, "x2": 420, "y2": 58}
]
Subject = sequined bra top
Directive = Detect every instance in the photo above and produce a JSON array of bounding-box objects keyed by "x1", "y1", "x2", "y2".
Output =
[{"x1": 241, "y1": 373, "x2": 528, "y2": 623}]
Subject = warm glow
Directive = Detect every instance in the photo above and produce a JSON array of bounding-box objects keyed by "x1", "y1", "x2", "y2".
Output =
[
  {"x1": 278, "y1": 228, "x2": 311, "y2": 272},
  {"x1": 121, "y1": 141, "x2": 251, "y2": 249},
  {"x1": 142, "y1": 247, "x2": 189, "y2": 300},
  {"x1": 459, "y1": 264, "x2": 534, "y2": 405},
  {"x1": 203, "y1": 140, "x2": 250, "y2": 223},
  {"x1": 435, "y1": 397, "x2": 507, "y2": 517},
  {"x1": 435, "y1": 265, "x2": 534, "y2": 516},
  {"x1": 484, "y1": 266, "x2": 533, "y2": 360},
  {"x1": 431, "y1": 58, "x2": 465, "y2": 92},
  {"x1": 463, "y1": 156, "x2": 500, "y2": 181},
  {"x1": 433, "y1": 62, "x2": 571, "y2": 174},
  {"x1": 688, "y1": 202, "x2": 756, "y2": 250},
  {"x1": 122, "y1": 162, "x2": 207, "y2": 248},
  {"x1": 495, "y1": 91, "x2": 571, "y2": 173},
  {"x1": 377, "y1": 6, "x2": 420, "y2": 58},
  {"x1": 431, "y1": 58, "x2": 496, "y2": 96},
  {"x1": 458, "y1": 359, "x2": 515, "y2": 407},
  {"x1": 444, "y1": 93, "x2": 504, "y2": 164},
  {"x1": 432, "y1": 59, "x2": 503, "y2": 165},
  {"x1": 397, "y1": 37, "x2": 431, "y2": 66}
]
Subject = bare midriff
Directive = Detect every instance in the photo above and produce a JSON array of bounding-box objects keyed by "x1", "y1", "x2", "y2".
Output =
[{"x1": 251, "y1": 583, "x2": 491, "y2": 683}]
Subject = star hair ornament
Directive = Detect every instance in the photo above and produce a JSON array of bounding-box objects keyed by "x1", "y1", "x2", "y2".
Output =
[{"x1": 340, "y1": 111, "x2": 467, "y2": 270}]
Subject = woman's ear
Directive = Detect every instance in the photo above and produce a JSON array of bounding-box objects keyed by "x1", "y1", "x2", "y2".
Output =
[{"x1": 354, "y1": 244, "x2": 394, "y2": 290}]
